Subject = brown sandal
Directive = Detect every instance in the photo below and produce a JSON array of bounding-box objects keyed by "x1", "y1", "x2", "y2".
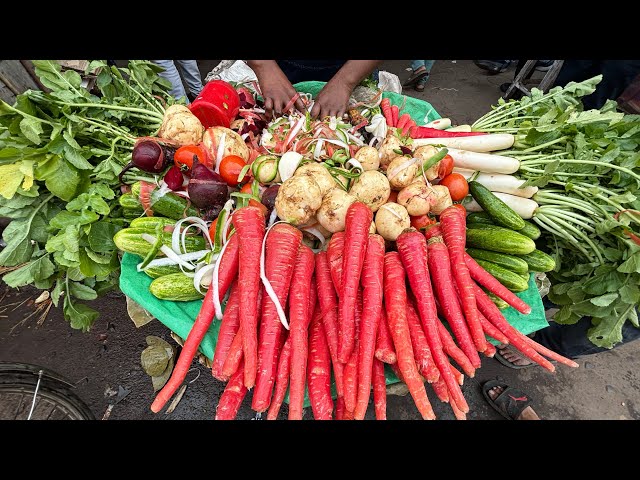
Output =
[{"x1": 414, "y1": 83, "x2": 425, "y2": 92}]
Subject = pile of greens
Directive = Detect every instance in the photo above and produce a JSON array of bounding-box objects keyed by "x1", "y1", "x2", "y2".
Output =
[
  {"x1": 0, "y1": 60, "x2": 175, "y2": 330},
  {"x1": 473, "y1": 76, "x2": 640, "y2": 348}
]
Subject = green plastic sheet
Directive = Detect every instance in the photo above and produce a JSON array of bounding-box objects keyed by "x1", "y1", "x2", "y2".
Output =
[{"x1": 118, "y1": 82, "x2": 549, "y2": 398}]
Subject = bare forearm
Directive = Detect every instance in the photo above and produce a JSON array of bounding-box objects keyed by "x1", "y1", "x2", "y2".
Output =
[{"x1": 332, "y1": 60, "x2": 383, "y2": 89}]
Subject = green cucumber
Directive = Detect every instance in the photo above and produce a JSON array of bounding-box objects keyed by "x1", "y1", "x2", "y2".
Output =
[
  {"x1": 123, "y1": 208, "x2": 144, "y2": 219},
  {"x1": 119, "y1": 193, "x2": 142, "y2": 210},
  {"x1": 469, "y1": 181, "x2": 526, "y2": 231},
  {"x1": 518, "y1": 249, "x2": 556, "y2": 272},
  {"x1": 474, "y1": 259, "x2": 529, "y2": 292},
  {"x1": 466, "y1": 225, "x2": 536, "y2": 255},
  {"x1": 466, "y1": 248, "x2": 529, "y2": 274},
  {"x1": 142, "y1": 264, "x2": 181, "y2": 278},
  {"x1": 467, "y1": 212, "x2": 540, "y2": 239},
  {"x1": 149, "y1": 273, "x2": 203, "y2": 302},
  {"x1": 129, "y1": 216, "x2": 176, "y2": 230},
  {"x1": 113, "y1": 228, "x2": 206, "y2": 257},
  {"x1": 131, "y1": 182, "x2": 199, "y2": 220},
  {"x1": 484, "y1": 290, "x2": 509, "y2": 310}
]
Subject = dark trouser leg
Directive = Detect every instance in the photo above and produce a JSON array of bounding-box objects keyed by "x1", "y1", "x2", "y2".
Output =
[{"x1": 534, "y1": 314, "x2": 640, "y2": 359}]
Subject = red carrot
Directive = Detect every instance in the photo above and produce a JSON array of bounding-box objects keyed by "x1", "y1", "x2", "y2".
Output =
[
  {"x1": 464, "y1": 253, "x2": 532, "y2": 315},
  {"x1": 222, "y1": 324, "x2": 244, "y2": 379},
  {"x1": 215, "y1": 359, "x2": 248, "y2": 420},
  {"x1": 472, "y1": 283, "x2": 555, "y2": 372},
  {"x1": 383, "y1": 252, "x2": 436, "y2": 420},
  {"x1": 431, "y1": 377, "x2": 450, "y2": 403},
  {"x1": 343, "y1": 408, "x2": 355, "y2": 420},
  {"x1": 343, "y1": 289, "x2": 362, "y2": 413},
  {"x1": 375, "y1": 310, "x2": 397, "y2": 364},
  {"x1": 354, "y1": 234, "x2": 385, "y2": 420},
  {"x1": 424, "y1": 224, "x2": 442, "y2": 240},
  {"x1": 478, "y1": 309, "x2": 510, "y2": 345},
  {"x1": 266, "y1": 336, "x2": 292, "y2": 420},
  {"x1": 251, "y1": 224, "x2": 302, "y2": 411},
  {"x1": 436, "y1": 320, "x2": 476, "y2": 378},
  {"x1": 449, "y1": 390, "x2": 467, "y2": 420},
  {"x1": 439, "y1": 207, "x2": 486, "y2": 353},
  {"x1": 397, "y1": 113, "x2": 411, "y2": 132},
  {"x1": 410, "y1": 126, "x2": 487, "y2": 139},
  {"x1": 212, "y1": 281, "x2": 240, "y2": 381},
  {"x1": 402, "y1": 119, "x2": 415, "y2": 136},
  {"x1": 484, "y1": 342, "x2": 497, "y2": 358},
  {"x1": 521, "y1": 334, "x2": 579, "y2": 368},
  {"x1": 390, "y1": 362, "x2": 404, "y2": 383},
  {"x1": 372, "y1": 358, "x2": 387, "y2": 420},
  {"x1": 427, "y1": 236, "x2": 481, "y2": 368},
  {"x1": 315, "y1": 251, "x2": 344, "y2": 398},
  {"x1": 233, "y1": 206, "x2": 266, "y2": 388},
  {"x1": 450, "y1": 364, "x2": 464, "y2": 386},
  {"x1": 391, "y1": 105, "x2": 399, "y2": 127},
  {"x1": 326, "y1": 231, "x2": 345, "y2": 295},
  {"x1": 307, "y1": 312, "x2": 333, "y2": 420},
  {"x1": 335, "y1": 396, "x2": 345, "y2": 420},
  {"x1": 150, "y1": 234, "x2": 239, "y2": 413},
  {"x1": 381, "y1": 98, "x2": 393, "y2": 127},
  {"x1": 339, "y1": 202, "x2": 373, "y2": 362},
  {"x1": 406, "y1": 300, "x2": 440, "y2": 383},
  {"x1": 396, "y1": 230, "x2": 469, "y2": 413}
]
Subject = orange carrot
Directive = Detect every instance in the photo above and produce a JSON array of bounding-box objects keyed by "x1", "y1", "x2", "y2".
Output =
[
  {"x1": 396, "y1": 230, "x2": 469, "y2": 414},
  {"x1": 233, "y1": 206, "x2": 266, "y2": 389},
  {"x1": 354, "y1": 234, "x2": 385, "y2": 420},
  {"x1": 151, "y1": 235, "x2": 239, "y2": 413},
  {"x1": 215, "y1": 359, "x2": 248, "y2": 420},
  {"x1": 315, "y1": 251, "x2": 344, "y2": 397},
  {"x1": 472, "y1": 283, "x2": 555, "y2": 372},
  {"x1": 427, "y1": 236, "x2": 481, "y2": 368},
  {"x1": 307, "y1": 311, "x2": 333, "y2": 420},
  {"x1": 339, "y1": 202, "x2": 373, "y2": 362},
  {"x1": 450, "y1": 364, "x2": 464, "y2": 386},
  {"x1": 439, "y1": 206, "x2": 486, "y2": 353},
  {"x1": 212, "y1": 281, "x2": 240, "y2": 381},
  {"x1": 406, "y1": 300, "x2": 440, "y2": 383},
  {"x1": 372, "y1": 358, "x2": 387, "y2": 420},
  {"x1": 465, "y1": 253, "x2": 532, "y2": 315},
  {"x1": 375, "y1": 310, "x2": 397, "y2": 364},
  {"x1": 383, "y1": 251, "x2": 436, "y2": 420},
  {"x1": 484, "y1": 342, "x2": 497, "y2": 358},
  {"x1": 252, "y1": 224, "x2": 302, "y2": 411},
  {"x1": 449, "y1": 388, "x2": 467, "y2": 420},
  {"x1": 436, "y1": 320, "x2": 476, "y2": 378},
  {"x1": 266, "y1": 336, "x2": 292, "y2": 420}
]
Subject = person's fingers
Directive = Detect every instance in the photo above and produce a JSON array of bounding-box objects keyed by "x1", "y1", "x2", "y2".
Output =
[
  {"x1": 310, "y1": 102, "x2": 321, "y2": 119},
  {"x1": 273, "y1": 99, "x2": 284, "y2": 117},
  {"x1": 294, "y1": 98, "x2": 307, "y2": 113},
  {"x1": 263, "y1": 97, "x2": 274, "y2": 117}
]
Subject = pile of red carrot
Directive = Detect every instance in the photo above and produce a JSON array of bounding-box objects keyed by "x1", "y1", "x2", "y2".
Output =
[{"x1": 149, "y1": 202, "x2": 578, "y2": 420}]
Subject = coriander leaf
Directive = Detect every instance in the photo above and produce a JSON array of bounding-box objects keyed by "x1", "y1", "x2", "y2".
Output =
[
  {"x1": 88, "y1": 221, "x2": 120, "y2": 252},
  {"x1": 589, "y1": 292, "x2": 619, "y2": 307},
  {"x1": 63, "y1": 145, "x2": 93, "y2": 170},
  {"x1": 617, "y1": 252, "x2": 640, "y2": 273},
  {"x1": 19, "y1": 117, "x2": 44, "y2": 145},
  {"x1": 2, "y1": 254, "x2": 55, "y2": 287}
]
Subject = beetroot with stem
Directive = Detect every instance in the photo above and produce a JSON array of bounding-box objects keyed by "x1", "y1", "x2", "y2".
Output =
[
  {"x1": 119, "y1": 138, "x2": 177, "y2": 184},
  {"x1": 188, "y1": 156, "x2": 230, "y2": 211},
  {"x1": 163, "y1": 165, "x2": 185, "y2": 191}
]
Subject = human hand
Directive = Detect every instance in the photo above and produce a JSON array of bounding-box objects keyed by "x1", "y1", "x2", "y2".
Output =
[
  {"x1": 310, "y1": 79, "x2": 352, "y2": 119},
  {"x1": 248, "y1": 60, "x2": 306, "y2": 118}
]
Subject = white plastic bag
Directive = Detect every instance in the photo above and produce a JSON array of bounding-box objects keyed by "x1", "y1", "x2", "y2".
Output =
[
  {"x1": 204, "y1": 60, "x2": 258, "y2": 85},
  {"x1": 378, "y1": 70, "x2": 402, "y2": 94}
]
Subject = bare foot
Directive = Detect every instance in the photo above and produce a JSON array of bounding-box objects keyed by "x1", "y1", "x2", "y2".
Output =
[
  {"x1": 487, "y1": 385, "x2": 540, "y2": 420},
  {"x1": 497, "y1": 344, "x2": 535, "y2": 367}
]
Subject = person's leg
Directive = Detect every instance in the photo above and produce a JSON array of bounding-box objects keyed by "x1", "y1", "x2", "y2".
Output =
[
  {"x1": 415, "y1": 61, "x2": 436, "y2": 92},
  {"x1": 486, "y1": 385, "x2": 540, "y2": 420},
  {"x1": 582, "y1": 60, "x2": 640, "y2": 110},
  {"x1": 403, "y1": 61, "x2": 429, "y2": 88},
  {"x1": 153, "y1": 60, "x2": 188, "y2": 102},
  {"x1": 175, "y1": 60, "x2": 204, "y2": 98}
]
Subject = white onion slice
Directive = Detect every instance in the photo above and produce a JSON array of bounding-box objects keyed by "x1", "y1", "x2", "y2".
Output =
[
  {"x1": 278, "y1": 151, "x2": 304, "y2": 182},
  {"x1": 193, "y1": 263, "x2": 215, "y2": 295},
  {"x1": 302, "y1": 226, "x2": 326, "y2": 245},
  {"x1": 215, "y1": 132, "x2": 226, "y2": 174},
  {"x1": 346, "y1": 158, "x2": 364, "y2": 171},
  {"x1": 211, "y1": 238, "x2": 231, "y2": 320},
  {"x1": 387, "y1": 157, "x2": 418, "y2": 181},
  {"x1": 380, "y1": 204, "x2": 403, "y2": 220},
  {"x1": 138, "y1": 250, "x2": 209, "y2": 271},
  {"x1": 260, "y1": 221, "x2": 290, "y2": 330}
]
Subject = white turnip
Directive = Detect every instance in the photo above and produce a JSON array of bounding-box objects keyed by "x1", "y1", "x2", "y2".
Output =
[
  {"x1": 316, "y1": 188, "x2": 357, "y2": 233},
  {"x1": 375, "y1": 203, "x2": 410, "y2": 241},
  {"x1": 348, "y1": 171, "x2": 390, "y2": 212}
]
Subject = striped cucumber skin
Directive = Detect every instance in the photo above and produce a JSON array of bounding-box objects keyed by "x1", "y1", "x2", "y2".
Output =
[
  {"x1": 466, "y1": 247, "x2": 529, "y2": 274},
  {"x1": 466, "y1": 225, "x2": 536, "y2": 255},
  {"x1": 518, "y1": 249, "x2": 556, "y2": 272},
  {"x1": 469, "y1": 181, "x2": 525, "y2": 231},
  {"x1": 474, "y1": 259, "x2": 529, "y2": 292}
]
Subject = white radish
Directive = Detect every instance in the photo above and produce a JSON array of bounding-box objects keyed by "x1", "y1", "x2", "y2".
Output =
[
  {"x1": 445, "y1": 147, "x2": 520, "y2": 174},
  {"x1": 412, "y1": 133, "x2": 515, "y2": 152},
  {"x1": 446, "y1": 125, "x2": 472, "y2": 132},
  {"x1": 464, "y1": 192, "x2": 539, "y2": 219},
  {"x1": 424, "y1": 118, "x2": 451, "y2": 130},
  {"x1": 453, "y1": 169, "x2": 538, "y2": 198}
]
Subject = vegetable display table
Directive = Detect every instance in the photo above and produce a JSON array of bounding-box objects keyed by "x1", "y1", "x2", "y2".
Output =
[{"x1": 118, "y1": 84, "x2": 550, "y2": 387}]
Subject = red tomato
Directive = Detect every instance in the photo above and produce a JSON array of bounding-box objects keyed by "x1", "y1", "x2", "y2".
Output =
[
  {"x1": 437, "y1": 154, "x2": 454, "y2": 179},
  {"x1": 249, "y1": 199, "x2": 268, "y2": 216},
  {"x1": 208, "y1": 217, "x2": 232, "y2": 240},
  {"x1": 174, "y1": 144, "x2": 209, "y2": 171},
  {"x1": 439, "y1": 173, "x2": 469, "y2": 201},
  {"x1": 410, "y1": 214, "x2": 436, "y2": 231},
  {"x1": 219, "y1": 155, "x2": 246, "y2": 186},
  {"x1": 239, "y1": 182, "x2": 253, "y2": 194}
]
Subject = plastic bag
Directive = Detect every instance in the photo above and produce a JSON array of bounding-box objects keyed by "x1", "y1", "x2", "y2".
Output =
[
  {"x1": 378, "y1": 70, "x2": 402, "y2": 94},
  {"x1": 204, "y1": 60, "x2": 258, "y2": 85}
]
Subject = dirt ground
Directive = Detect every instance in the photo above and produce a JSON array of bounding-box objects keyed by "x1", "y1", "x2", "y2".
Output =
[{"x1": 1, "y1": 60, "x2": 639, "y2": 420}]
